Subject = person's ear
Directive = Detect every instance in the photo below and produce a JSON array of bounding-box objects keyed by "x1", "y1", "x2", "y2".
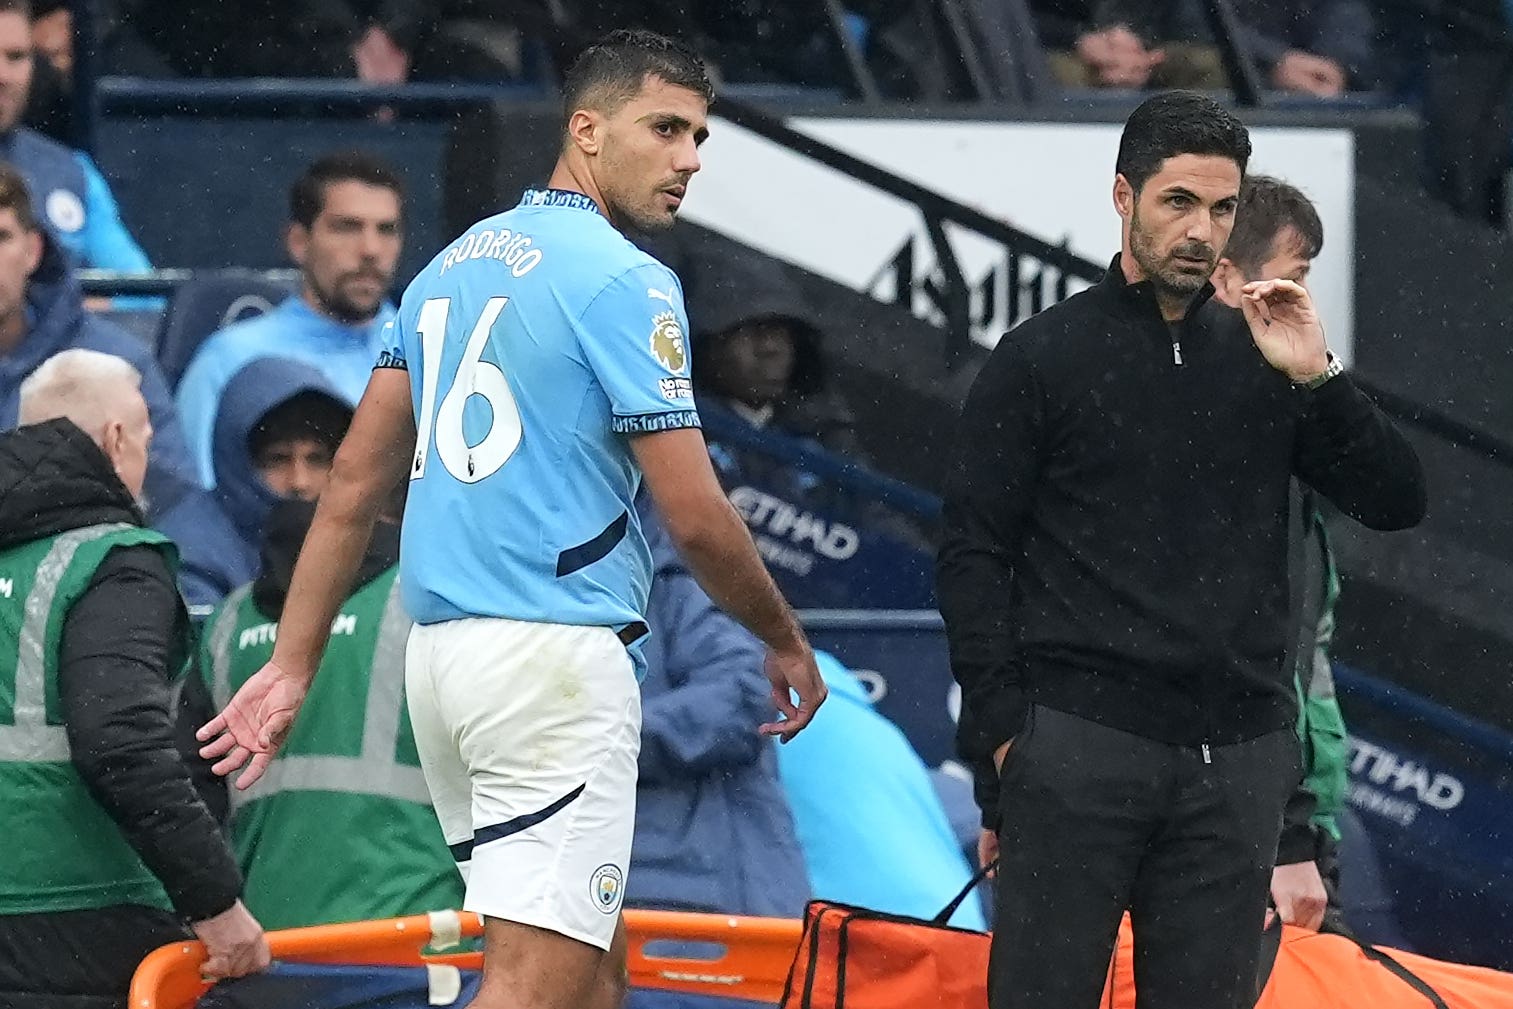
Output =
[
  {"x1": 22, "y1": 228, "x2": 42, "y2": 279},
  {"x1": 1210, "y1": 258, "x2": 1243, "y2": 306},
  {"x1": 286, "y1": 221, "x2": 309, "y2": 267},
  {"x1": 1113, "y1": 174, "x2": 1134, "y2": 220},
  {"x1": 99, "y1": 419, "x2": 125, "y2": 475},
  {"x1": 567, "y1": 109, "x2": 604, "y2": 157}
]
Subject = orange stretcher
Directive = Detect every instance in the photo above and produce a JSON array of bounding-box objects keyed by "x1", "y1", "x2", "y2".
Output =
[{"x1": 128, "y1": 908, "x2": 805, "y2": 1009}]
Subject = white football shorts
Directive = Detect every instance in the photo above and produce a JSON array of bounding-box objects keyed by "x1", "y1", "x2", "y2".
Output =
[{"x1": 405, "y1": 616, "x2": 642, "y2": 950}]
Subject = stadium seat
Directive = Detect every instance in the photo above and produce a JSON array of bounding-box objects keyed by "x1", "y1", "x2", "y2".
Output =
[{"x1": 156, "y1": 270, "x2": 292, "y2": 388}]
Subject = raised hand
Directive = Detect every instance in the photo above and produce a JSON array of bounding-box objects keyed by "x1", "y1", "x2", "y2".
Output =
[
  {"x1": 195, "y1": 660, "x2": 309, "y2": 790},
  {"x1": 1239, "y1": 279, "x2": 1330, "y2": 383}
]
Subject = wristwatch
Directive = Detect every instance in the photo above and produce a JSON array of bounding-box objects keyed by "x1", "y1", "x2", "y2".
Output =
[{"x1": 1299, "y1": 352, "x2": 1343, "y2": 390}]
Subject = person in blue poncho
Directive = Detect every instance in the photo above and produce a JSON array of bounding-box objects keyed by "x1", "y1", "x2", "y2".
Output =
[
  {"x1": 204, "y1": 357, "x2": 352, "y2": 593},
  {"x1": 775, "y1": 651, "x2": 986, "y2": 930},
  {"x1": 0, "y1": 3, "x2": 152, "y2": 273},
  {"x1": 176, "y1": 152, "x2": 402, "y2": 487}
]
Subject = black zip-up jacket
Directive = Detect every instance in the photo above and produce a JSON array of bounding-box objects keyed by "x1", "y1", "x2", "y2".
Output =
[
  {"x1": 0, "y1": 419, "x2": 243, "y2": 922},
  {"x1": 937, "y1": 257, "x2": 1426, "y2": 822}
]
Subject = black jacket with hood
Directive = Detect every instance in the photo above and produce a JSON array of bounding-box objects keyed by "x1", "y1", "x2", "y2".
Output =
[{"x1": 0, "y1": 419, "x2": 243, "y2": 923}]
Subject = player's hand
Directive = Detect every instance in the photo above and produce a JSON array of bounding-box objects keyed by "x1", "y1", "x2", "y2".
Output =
[
  {"x1": 196, "y1": 660, "x2": 309, "y2": 790},
  {"x1": 978, "y1": 829, "x2": 1000, "y2": 877},
  {"x1": 193, "y1": 899, "x2": 271, "y2": 982},
  {"x1": 761, "y1": 643, "x2": 827, "y2": 743},
  {"x1": 1240, "y1": 279, "x2": 1330, "y2": 383},
  {"x1": 1268, "y1": 861, "x2": 1328, "y2": 931}
]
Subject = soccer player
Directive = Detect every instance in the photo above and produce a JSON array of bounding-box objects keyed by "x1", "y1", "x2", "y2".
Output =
[{"x1": 197, "y1": 29, "x2": 825, "y2": 1009}]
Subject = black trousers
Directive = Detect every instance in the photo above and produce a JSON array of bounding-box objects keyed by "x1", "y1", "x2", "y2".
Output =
[
  {"x1": 990, "y1": 705, "x2": 1299, "y2": 1009},
  {"x1": 0, "y1": 906, "x2": 191, "y2": 1009}
]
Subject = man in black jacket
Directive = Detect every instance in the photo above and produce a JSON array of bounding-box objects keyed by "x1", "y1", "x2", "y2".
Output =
[
  {"x1": 0, "y1": 348, "x2": 267, "y2": 1008},
  {"x1": 938, "y1": 91, "x2": 1424, "y2": 1009}
]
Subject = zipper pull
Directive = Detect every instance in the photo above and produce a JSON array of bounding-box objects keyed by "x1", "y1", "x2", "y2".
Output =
[
  {"x1": 1172, "y1": 340, "x2": 1184, "y2": 366},
  {"x1": 1201, "y1": 742, "x2": 1212, "y2": 765}
]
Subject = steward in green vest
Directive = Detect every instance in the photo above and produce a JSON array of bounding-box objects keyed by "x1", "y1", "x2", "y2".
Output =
[
  {"x1": 182, "y1": 498, "x2": 465, "y2": 930},
  {"x1": 1276, "y1": 489, "x2": 1351, "y2": 930},
  {"x1": 0, "y1": 411, "x2": 263, "y2": 1009}
]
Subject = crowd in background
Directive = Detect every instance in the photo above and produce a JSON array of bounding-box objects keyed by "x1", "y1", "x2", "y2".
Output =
[
  {"x1": 0, "y1": 2, "x2": 1478, "y2": 1005},
  {"x1": 8, "y1": 2, "x2": 1513, "y2": 228}
]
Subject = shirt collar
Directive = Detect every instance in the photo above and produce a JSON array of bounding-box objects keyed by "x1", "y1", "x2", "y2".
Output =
[
  {"x1": 518, "y1": 188, "x2": 602, "y2": 215},
  {"x1": 1097, "y1": 253, "x2": 1216, "y2": 321}
]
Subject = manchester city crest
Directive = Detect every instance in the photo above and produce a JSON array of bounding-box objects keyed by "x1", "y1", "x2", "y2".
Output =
[{"x1": 590, "y1": 863, "x2": 624, "y2": 914}]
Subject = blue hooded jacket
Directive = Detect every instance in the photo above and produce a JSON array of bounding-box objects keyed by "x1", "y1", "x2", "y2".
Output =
[
  {"x1": 0, "y1": 231, "x2": 192, "y2": 508},
  {"x1": 207, "y1": 357, "x2": 351, "y2": 589},
  {"x1": 626, "y1": 505, "x2": 811, "y2": 920},
  {"x1": 776, "y1": 652, "x2": 987, "y2": 930}
]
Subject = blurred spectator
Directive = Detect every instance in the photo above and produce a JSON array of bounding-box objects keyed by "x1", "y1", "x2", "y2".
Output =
[
  {"x1": 1422, "y1": 0, "x2": 1513, "y2": 227},
  {"x1": 121, "y1": 0, "x2": 516, "y2": 83},
  {"x1": 0, "y1": 0, "x2": 150, "y2": 271},
  {"x1": 775, "y1": 651, "x2": 987, "y2": 929},
  {"x1": 0, "y1": 349, "x2": 268, "y2": 1005},
  {"x1": 1221, "y1": 0, "x2": 1378, "y2": 96},
  {"x1": 1032, "y1": 0, "x2": 1377, "y2": 95},
  {"x1": 30, "y1": 0, "x2": 66, "y2": 80},
  {"x1": 0, "y1": 162, "x2": 193, "y2": 506},
  {"x1": 626, "y1": 504, "x2": 811, "y2": 922},
  {"x1": 1030, "y1": 1, "x2": 1225, "y2": 89},
  {"x1": 176, "y1": 152, "x2": 400, "y2": 488},
  {"x1": 573, "y1": 1, "x2": 846, "y2": 91},
  {"x1": 208, "y1": 357, "x2": 352, "y2": 590},
  {"x1": 689, "y1": 253, "x2": 860, "y2": 458},
  {"x1": 181, "y1": 496, "x2": 466, "y2": 930},
  {"x1": 150, "y1": 467, "x2": 251, "y2": 618}
]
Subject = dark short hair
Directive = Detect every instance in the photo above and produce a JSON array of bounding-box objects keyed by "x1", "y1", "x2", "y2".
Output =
[
  {"x1": 1115, "y1": 91, "x2": 1252, "y2": 195},
  {"x1": 0, "y1": 0, "x2": 32, "y2": 18},
  {"x1": 0, "y1": 162, "x2": 38, "y2": 230},
  {"x1": 288, "y1": 152, "x2": 404, "y2": 228},
  {"x1": 561, "y1": 28, "x2": 714, "y2": 126},
  {"x1": 1223, "y1": 175, "x2": 1324, "y2": 277}
]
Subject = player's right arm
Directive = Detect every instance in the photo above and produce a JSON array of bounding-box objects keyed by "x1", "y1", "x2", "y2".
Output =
[
  {"x1": 633, "y1": 428, "x2": 825, "y2": 741},
  {"x1": 196, "y1": 366, "x2": 416, "y2": 788}
]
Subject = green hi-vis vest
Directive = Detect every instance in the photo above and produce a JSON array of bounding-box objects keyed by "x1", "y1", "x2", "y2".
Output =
[
  {"x1": 200, "y1": 569, "x2": 464, "y2": 930},
  {"x1": 0, "y1": 523, "x2": 179, "y2": 915},
  {"x1": 1297, "y1": 514, "x2": 1347, "y2": 841}
]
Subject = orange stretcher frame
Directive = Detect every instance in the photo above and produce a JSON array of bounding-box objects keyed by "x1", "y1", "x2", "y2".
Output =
[{"x1": 129, "y1": 909, "x2": 805, "y2": 1009}]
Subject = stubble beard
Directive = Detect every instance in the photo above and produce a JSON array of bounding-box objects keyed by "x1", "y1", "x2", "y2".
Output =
[{"x1": 1130, "y1": 210, "x2": 1211, "y2": 301}]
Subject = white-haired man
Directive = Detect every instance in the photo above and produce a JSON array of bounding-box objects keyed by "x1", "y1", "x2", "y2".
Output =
[{"x1": 0, "y1": 348, "x2": 267, "y2": 1009}]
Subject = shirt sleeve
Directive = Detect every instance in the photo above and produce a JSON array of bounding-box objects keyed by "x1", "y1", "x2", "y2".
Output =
[
  {"x1": 58, "y1": 545, "x2": 244, "y2": 923},
  {"x1": 373, "y1": 317, "x2": 408, "y2": 371},
  {"x1": 574, "y1": 263, "x2": 700, "y2": 435},
  {"x1": 74, "y1": 152, "x2": 153, "y2": 272}
]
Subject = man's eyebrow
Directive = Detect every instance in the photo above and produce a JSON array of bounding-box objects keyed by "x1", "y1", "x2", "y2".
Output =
[{"x1": 640, "y1": 111, "x2": 693, "y2": 128}]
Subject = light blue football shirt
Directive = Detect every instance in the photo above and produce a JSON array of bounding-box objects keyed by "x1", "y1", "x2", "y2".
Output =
[{"x1": 378, "y1": 189, "x2": 699, "y2": 633}]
